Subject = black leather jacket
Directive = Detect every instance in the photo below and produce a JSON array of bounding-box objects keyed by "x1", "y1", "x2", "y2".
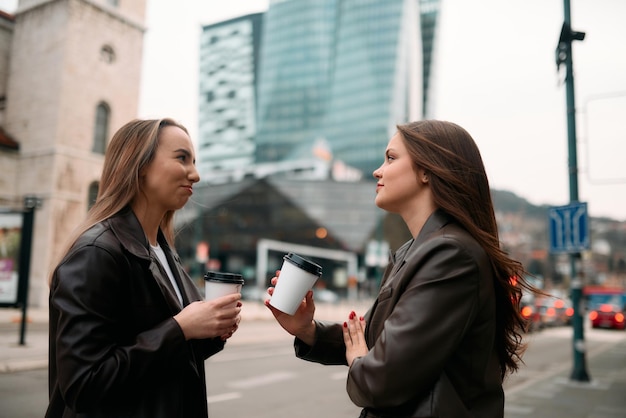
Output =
[
  {"x1": 46, "y1": 207, "x2": 224, "y2": 418},
  {"x1": 295, "y1": 210, "x2": 504, "y2": 417}
]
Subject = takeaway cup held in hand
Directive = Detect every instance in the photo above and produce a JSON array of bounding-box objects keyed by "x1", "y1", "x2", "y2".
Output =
[
  {"x1": 204, "y1": 271, "x2": 244, "y2": 307},
  {"x1": 269, "y1": 253, "x2": 322, "y2": 315}
]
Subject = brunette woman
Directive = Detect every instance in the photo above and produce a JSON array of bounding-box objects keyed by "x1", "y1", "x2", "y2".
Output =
[{"x1": 266, "y1": 120, "x2": 534, "y2": 417}]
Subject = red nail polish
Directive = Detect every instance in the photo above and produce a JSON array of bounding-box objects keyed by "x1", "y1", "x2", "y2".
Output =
[
  {"x1": 359, "y1": 316, "x2": 364, "y2": 321},
  {"x1": 343, "y1": 322, "x2": 348, "y2": 328},
  {"x1": 349, "y1": 311, "x2": 355, "y2": 319}
]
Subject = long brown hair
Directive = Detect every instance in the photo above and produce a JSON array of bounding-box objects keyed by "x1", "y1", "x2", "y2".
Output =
[
  {"x1": 397, "y1": 120, "x2": 533, "y2": 378},
  {"x1": 50, "y1": 118, "x2": 188, "y2": 281}
]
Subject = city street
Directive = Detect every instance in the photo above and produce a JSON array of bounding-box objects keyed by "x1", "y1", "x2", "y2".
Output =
[
  {"x1": 206, "y1": 339, "x2": 360, "y2": 417},
  {"x1": 0, "y1": 316, "x2": 624, "y2": 418}
]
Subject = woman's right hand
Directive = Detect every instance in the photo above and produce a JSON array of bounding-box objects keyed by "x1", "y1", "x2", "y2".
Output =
[
  {"x1": 173, "y1": 293, "x2": 241, "y2": 341},
  {"x1": 265, "y1": 271, "x2": 317, "y2": 346}
]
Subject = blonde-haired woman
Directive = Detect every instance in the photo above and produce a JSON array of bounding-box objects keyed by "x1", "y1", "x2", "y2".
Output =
[{"x1": 46, "y1": 118, "x2": 241, "y2": 418}]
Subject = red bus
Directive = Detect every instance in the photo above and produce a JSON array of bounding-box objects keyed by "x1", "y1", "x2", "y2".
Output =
[{"x1": 583, "y1": 285, "x2": 626, "y2": 308}]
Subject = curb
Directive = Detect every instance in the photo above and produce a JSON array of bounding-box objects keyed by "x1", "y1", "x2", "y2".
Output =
[{"x1": 0, "y1": 358, "x2": 48, "y2": 373}]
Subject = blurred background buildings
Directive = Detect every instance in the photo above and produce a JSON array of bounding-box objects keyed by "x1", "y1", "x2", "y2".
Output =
[
  {"x1": 0, "y1": 0, "x2": 623, "y2": 308},
  {"x1": 198, "y1": 0, "x2": 440, "y2": 182}
]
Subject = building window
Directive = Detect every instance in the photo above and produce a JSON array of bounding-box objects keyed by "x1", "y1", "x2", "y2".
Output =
[
  {"x1": 100, "y1": 45, "x2": 115, "y2": 64},
  {"x1": 88, "y1": 182, "x2": 99, "y2": 210},
  {"x1": 92, "y1": 102, "x2": 110, "y2": 154}
]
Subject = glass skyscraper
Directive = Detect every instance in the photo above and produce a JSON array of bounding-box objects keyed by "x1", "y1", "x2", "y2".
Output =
[
  {"x1": 254, "y1": 0, "x2": 337, "y2": 164},
  {"x1": 419, "y1": 0, "x2": 441, "y2": 118},
  {"x1": 197, "y1": 13, "x2": 263, "y2": 175},
  {"x1": 198, "y1": 0, "x2": 440, "y2": 179},
  {"x1": 316, "y1": 0, "x2": 422, "y2": 175}
]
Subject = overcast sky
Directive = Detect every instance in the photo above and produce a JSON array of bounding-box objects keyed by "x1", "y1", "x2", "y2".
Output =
[{"x1": 2, "y1": 0, "x2": 624, "y2": 221}]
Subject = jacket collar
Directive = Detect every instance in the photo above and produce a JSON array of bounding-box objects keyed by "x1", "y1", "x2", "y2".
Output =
[
  {"x1": 108, "y1": 206, "x2": 152, "y2": 261},
  {"x1": 413, "y1": 209, "x2": 454, "y2": 246},
  {"x1": 387, "y1": 209, "x2": 454, "y2": 280},
  {"x1": 108, "y1": 207, "x2": 189, "y2": 311},
  {"x1": 393, "y1": 209, "x2": 452, "y2": 262}
]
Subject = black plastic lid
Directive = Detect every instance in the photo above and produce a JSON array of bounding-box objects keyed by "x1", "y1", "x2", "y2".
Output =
[
  {"x1": 204, "y1": 271, "x2": 244, "y2": 284},
  {"x1": 283, "y1": 253, "x2": 322, "y2": 276}
]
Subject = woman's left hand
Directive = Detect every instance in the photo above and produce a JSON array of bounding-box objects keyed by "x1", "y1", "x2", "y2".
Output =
[{"x1": 343, "y1": 311, "x2": 368, "y2": 366}]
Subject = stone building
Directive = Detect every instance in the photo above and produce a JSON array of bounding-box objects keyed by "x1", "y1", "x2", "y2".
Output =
[{"x1": 0, "y1": 0, "x2": 147, "y2": 307}]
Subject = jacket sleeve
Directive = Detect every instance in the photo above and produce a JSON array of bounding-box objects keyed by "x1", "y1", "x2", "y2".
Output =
[
  {"x1": 346, "y1": 235, "x2": 482, "y2": 409},
  {"x1": 50, "y1": 244, "x2": 191, "y2": 412},
  {"x1": 196, "y1": 337, "x2": 226, "y2": 359},
  {"x1": 294, "y1": 320, "x2": 348, "y2": 365}
]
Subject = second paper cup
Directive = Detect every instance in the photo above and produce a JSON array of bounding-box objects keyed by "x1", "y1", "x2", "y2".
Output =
[{"x1": 269, "y1": 253, "x2": 322, "y2": 315}]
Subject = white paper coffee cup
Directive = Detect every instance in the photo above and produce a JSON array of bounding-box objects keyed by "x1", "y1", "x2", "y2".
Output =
[
  {"x1": 269, "y1": 253, "x2": 322, "y2": 315},
  {"x1": 204, "y1": 271, "x2": 244, "y2": 307}
]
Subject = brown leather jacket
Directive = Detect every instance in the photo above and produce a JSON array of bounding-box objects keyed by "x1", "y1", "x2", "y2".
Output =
[
  {"x1": 46, "y1": 207, "x2": 224, "y2": 418},
  {"x1": 295, "y1": 210, "x2": 504, "y2": 417}
]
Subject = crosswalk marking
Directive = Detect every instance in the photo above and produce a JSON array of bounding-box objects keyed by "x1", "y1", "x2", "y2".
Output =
[
  {"x1": 207, "y1": 392, "x2": 242, "y2": 404},
  {"x1": 228, "y1": 371, "x2": 296, "y2": 389}
]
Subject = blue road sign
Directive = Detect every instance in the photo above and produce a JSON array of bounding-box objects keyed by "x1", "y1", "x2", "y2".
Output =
[{"x1": 548, "y1": 202, "x2": 590, "y2": 253}]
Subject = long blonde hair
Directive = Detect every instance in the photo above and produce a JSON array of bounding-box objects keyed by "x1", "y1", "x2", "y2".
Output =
[{"x1": 50, "y1": 118, "x2": 188, "y2": 282}]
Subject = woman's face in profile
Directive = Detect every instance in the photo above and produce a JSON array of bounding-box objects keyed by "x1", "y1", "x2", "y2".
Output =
[
  {"x1": 374, "y1": 133, "x2": 422, "y2": 213},
  {"x1": 139, "y1": 126, "x2": 200, "y2": 213},
  {"x1": 373, "y1": 133, "x2": 427, "y2": 214}
]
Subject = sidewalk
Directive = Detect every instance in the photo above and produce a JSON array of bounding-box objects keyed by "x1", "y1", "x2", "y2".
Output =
[
  {"x1": 0, "y1": 307, "x2": 48, "y2": 373},
  {"x1": 0, "y1": 299, "x2": 372, "y2": 373},
  {"x1": 504, "y1": 336, "x2": 626, "y2": 417},
  {"x1": 1, "y1": 303, "x2": 625, "y2": 417}
]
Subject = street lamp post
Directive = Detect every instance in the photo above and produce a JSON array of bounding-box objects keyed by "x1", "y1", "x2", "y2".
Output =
[
  {"x1": 555, "y1": 0, "x2": 589, "y2": 382},
  {"x1": 17, "y1": 196, "x2": 41, "y2": 345}
]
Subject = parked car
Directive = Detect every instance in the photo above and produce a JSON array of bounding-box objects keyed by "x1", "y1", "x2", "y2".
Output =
[
  {"x1": 241, "y1": 286, "x2": 269, "y2": 301},
  {"x1": 589, "y1": 303, "x2": 626, "y2": 330},
  {"x1": 520, "y1": 302, "x2": 542, "y2": 332},
  {"x1": 519, "y1": 292, "x2": 542, "y2": 332},
  {"x1": 314, "y1": 288, "x2": 340, "y2": 304},
  {"x1": 535, "y1": 297, "x2": 574, "y2": 327}
]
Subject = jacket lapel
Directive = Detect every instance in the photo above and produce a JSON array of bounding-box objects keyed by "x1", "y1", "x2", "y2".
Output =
[
  {"x1": 108, "y1": 207, "x2": 203, "y2": 377},
  {"x1": 147, "y1": 254, "x2": 184, "y2": 312},
  {"x1": 108, "y1": 207, "x2": 185, "y2": 313},
  {"x1": 160, "y1": 240, "x2": 203, "y2": 306},
  {"x1": 366, "y1": 210, "x2": 454, "y2": 344},
  {"x1": 386, "y1": 239, "x2": 413, "y2": 280}
]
